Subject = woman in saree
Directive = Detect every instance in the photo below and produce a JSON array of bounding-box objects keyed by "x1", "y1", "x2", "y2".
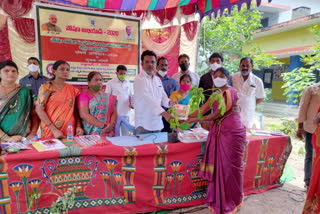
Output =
[
  {"x1": 0, "y1": 60, "x2": 38, "y2": 142},
  {"x1": 78, "y1": 71, "x2": 117, "y2": 136},
  {"x1": 303, "y1": 106, "x2": 320, "y2": 214},
  {"x1": 169, "y1": 74, "x2": 193, "y2": 130},
  {"x1": 35, "y1": 60, "x2": 84, "y2": 138},
  {"x1": 187, "y1": 67, "x2": 246, "y2": 214}
]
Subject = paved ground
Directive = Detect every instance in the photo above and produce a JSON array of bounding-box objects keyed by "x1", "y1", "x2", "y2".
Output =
[{"x1": 257, "y1": 101, "x2": 299, "y2": 120}]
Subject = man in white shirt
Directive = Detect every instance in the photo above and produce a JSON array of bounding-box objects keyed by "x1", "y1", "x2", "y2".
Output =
[
  {"x1": 105, "y1": 65, "x2": 133, "y2": 136},
  {"x1": 232, "y1": 57, "x2": 265, "y2": 127},
  {"x1": 172, "y1": 54, "x2": 199, "y2": 87},
  {"x1": 134, "y1": 50, "x2": 177, "y2": 134}
]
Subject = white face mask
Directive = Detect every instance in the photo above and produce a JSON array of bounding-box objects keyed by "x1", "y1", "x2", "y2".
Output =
[
  {"x1": 28, "y1": 64, "x2": 39, "y2": 73},
  {"x1": 213, "y1": 77, "x2": 227, "y2": 88},
  {"x1": 210, "y1": 63, "x2": 222, "y2": 71},
  {"x1": 158, "y1": 70, "x2": 167, "y2": 77}
]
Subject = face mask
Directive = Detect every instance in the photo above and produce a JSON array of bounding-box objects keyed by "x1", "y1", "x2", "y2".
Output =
[
  {"x1": 89, "y1": 84, "x2": 102, "y2": 92},
  {"x1": 28, "y1": 64, "x2": 39, "y2": 73},
  {"x1": 158, "y1": 70, "x2": 167, "y2": 77},
  {"x1": 179, "y1": 63, "x2": 189, "y2": 72},
  {"x1": 118, "y1": 75, "x2": 126, "y2": 81},
  {"x1": 180, "y1": 83, "x2": 191, "y2": 91},
  {"x1": 213, "y1": 77, "x2": 227, "y2": 88},
  {"x1": 210, "y1": 63, "x2": 221, "y2": 71}
]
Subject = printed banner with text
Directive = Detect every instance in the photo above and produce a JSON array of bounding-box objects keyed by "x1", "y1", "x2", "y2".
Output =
[{"x1": 35, "y1": 4, "x2": 140, "y2": 82}]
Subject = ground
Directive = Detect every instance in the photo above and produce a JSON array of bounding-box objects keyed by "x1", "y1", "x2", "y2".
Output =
[{"x1": 168, "y1": 103, "x2": 307, "y2": 214}]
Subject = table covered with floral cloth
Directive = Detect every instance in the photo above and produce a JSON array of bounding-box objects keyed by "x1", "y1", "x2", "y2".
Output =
[{"x1": 0, "y1": 135, "x2": 291, "y2": 214}]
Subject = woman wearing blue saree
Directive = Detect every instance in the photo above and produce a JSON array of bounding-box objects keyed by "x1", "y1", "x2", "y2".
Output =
[
  {"x1": 169, "y1": 74, "x2": 193, "y2": 130},
  {"x1": 0, "y1": 60, "x2": 38, "y2": 142},
  {"x1": 78, "y1": 71, "x2": 117, "y2": 137}
]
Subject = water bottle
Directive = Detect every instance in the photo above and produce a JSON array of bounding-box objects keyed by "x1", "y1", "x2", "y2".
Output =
[{"x1": 67, "y1": 123, "x2": 73, "y2": 141}]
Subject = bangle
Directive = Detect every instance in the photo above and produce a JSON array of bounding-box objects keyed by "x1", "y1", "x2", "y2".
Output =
[
  {"x1": 101, "y1": 124, "x2": 107, "y2": 129},
  {"x1": 0, "y1": 133, "x2": 7, "y2": 141}
]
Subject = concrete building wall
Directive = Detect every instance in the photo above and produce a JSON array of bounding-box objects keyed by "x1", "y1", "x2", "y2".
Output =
[{"x1": 269, "y1": 0, "x2": 320, "y2": 23}]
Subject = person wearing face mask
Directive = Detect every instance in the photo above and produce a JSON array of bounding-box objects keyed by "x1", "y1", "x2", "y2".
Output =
[
  {"x1": 78, "y1": 71, "x2": 117, "y2": 136},
  {"x1": 105, "y1": 65, "x2": 134, "y2": 136},
  {"x1": 172, "y1": 54, "x2": 199, "y2": 87},
  {"x1": 134, "y1": 50, "x2": 178, "y2": 134},
  {"x1": 19, "y1": 57, "x2": 49, "y2": 95},
  {"x1": 187, "y1": 67, "x2": 246, "y2": 214},
  {"x1": 232, "y1": 57, "x2": 265, "y2": 128},
  {"x1": 156, "y1": 57, "x2": 179, "y2": 132},
  {"x1": 169, "y1": 74, "x2": 195, "y2": 130},
  {"x1": 199, "y1": 53, "x2": 224, "y2": 104}
]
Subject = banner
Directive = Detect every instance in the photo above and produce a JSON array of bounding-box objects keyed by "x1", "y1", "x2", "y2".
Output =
[{"x1": 35, "y1": 4, "x2": 140, "y2": 82}]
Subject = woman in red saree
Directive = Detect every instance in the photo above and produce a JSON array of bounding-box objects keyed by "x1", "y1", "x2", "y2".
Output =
[
  {"x1": 303, "y1": 105, "x2": 320, "y2": 214},
  {"x1": 35, "y1": 60, "x2": 84, "y2": 138},
  {"x1": 187, "y1": 67, "x2": 246, "y2": 214}
]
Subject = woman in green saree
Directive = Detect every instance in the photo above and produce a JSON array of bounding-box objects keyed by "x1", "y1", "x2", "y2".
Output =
[{"x1": 0, "y1": 60, "x2": 38, "y2": 142}]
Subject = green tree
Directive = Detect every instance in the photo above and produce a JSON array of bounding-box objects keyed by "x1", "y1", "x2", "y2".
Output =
[
  {"x1": 281, "y1": 25, "x2": 320, "y2": 104},
  {"x1": 198, "y1": 4, "x2": 279, "y2": 75}
]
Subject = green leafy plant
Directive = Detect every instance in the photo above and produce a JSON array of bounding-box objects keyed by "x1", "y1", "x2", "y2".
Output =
[
  {"x1": 267, "y1": 119, "x2": 297, "y2": 137},
  {"x1": 198, "y1": 3, "x2": 280, "y2": 76},
  {"x1": 28, "y1": 186, "x2": 77, "y2": 214},
  {"x1": 168, "y1": 106, "x2": 181, "y2": 133},
  {"x1": 28, "y1": 188, "x2": 44, "y2": 210},
  {"x1": 189, "y1": 86, "x2": 226, "y2": 119},
  {"x1": 282, "y1": 25, "x2": 320, "y2": 104},
  {"x1": 264, "y1": 88, "x2": 272, "y2": 102}
]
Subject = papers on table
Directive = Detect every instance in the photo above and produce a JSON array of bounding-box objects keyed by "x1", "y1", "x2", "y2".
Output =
[
  {"x1": 107, "y1": 132, "x2": 168, "y2": 146},
  {"x1": 249, "y1": 130, "x2": 284, "y2": 136},
  {"x1": 178, "y1": 128, "x2": 209, "y2": 143},
  {"x1": 32, "y1": 139, "x2": 67, "y2": 152},
  {"x1": 1, "y1": 142, "x2": 32, "y2": 150},
  {"x1": 75, "y1": 135, "x2": 101, "y2": 147}
]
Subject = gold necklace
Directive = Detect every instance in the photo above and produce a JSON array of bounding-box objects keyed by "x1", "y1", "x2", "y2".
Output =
[{"x1": 0, "y1": 83, "x2": 17, "y2": 98}]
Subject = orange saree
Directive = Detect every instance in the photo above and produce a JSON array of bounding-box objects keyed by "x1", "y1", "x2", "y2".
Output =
[{"x1": 38, "y1": 82, "x2": 80, "y2": 138}]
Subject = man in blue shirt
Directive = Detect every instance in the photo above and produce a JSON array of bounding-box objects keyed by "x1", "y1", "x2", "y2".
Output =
[
  {"x1": 19, "y1": 57, "x2": 49, "y2": 95},
  {"x1": 156, "y1": 57, "x2": 179, "y2": 132}
]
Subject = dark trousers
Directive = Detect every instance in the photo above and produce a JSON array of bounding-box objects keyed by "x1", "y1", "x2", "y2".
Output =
[
  {"x1": 161, "y1": 117, "x2": 171, "y2": 132},
  {"x1": 304, "y1": 131, "x2": 313, "y2": 186}
]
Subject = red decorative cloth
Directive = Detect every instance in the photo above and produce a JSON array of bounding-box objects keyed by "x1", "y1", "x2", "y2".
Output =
[
  {"x1": 12, "y1": 18, "x2": 35, "y2": 43},
  {"x1": 0, "y1": 20, "x2": 12, "y2": 61},
  {"x1": 182, "y1": 21, "x2": 198, "y2": 41},
  {"x1": 152, "y1": 7, "x2": 177, "y2": 25},
  {"x1": 0, "y1": 0, "x2": 34, "y2": 18},
  {"x1": 180, "y1": 4, "x2": 195, "y2": 16}
]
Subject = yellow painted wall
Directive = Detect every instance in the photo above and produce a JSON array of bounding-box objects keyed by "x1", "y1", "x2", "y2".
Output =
[
  {"x1": 244, "y1": 26, "x2": 319, "y2": 53},
  {"x1": 277, "y1": 58, "x2": 290, "y2": 64},
  {"x1": 272, "y1": 81, "x2": 286, "y2": 101}
]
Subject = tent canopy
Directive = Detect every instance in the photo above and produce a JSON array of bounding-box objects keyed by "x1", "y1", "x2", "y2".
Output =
[{"x1": 1, "y1": 0, "x2": 272, "y2": 20}]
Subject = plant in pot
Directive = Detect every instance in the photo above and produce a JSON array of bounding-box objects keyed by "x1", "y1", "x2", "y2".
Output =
[
  {"x1": 188, "y1": 86, "x2": 226, "y2": 130},
  {"x1": 167, "y1": 105, "x2": 181, "y2": 143}
]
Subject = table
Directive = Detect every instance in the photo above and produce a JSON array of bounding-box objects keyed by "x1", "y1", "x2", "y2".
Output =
[{"x1": 0, "y1": 135, "x2": 291, "y2": 214}]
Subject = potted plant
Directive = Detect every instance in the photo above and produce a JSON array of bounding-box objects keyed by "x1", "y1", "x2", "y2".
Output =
[
  {"x1": 188, "y1": 86, "x2": 226, "y2": 130},
  {"x1": 167, "y1": 105, "x2": 181, "y2": 143}
]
